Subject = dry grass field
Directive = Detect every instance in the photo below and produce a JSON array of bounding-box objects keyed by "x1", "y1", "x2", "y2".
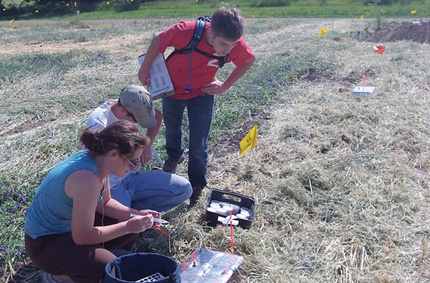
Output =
[{"x1": 0, "y1": 16, "x2": 430, "y2": 282}]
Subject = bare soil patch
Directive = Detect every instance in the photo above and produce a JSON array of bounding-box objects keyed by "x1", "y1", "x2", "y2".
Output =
[{"x1": 365, "y1": 20, "x2": 430, "y2": 44}]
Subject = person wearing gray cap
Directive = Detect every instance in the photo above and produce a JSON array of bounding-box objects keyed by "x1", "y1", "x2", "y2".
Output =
[{"x1": 86, "y1": 85, "x2": 192, "y2": 214}]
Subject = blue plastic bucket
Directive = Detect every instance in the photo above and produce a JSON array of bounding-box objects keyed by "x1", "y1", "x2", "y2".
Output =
[{"x1": 104, "y1": 253, "x2": 181, "y2": 283}]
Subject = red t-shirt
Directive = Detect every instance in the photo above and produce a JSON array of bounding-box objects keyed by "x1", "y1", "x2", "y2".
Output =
[{"x1": 158, "y1": 20, "x2": 254, "y2": 100}]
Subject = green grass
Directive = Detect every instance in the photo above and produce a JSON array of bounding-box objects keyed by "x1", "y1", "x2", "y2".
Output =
[
  {"x1": 0, "y1": 51, "x2": 109, "y2": 81},
  {"x1": 1, "y1": 0, "x2": 430, "y2": 20}
]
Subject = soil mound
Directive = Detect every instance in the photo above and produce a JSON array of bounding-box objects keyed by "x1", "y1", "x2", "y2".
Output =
[{"x1": 365, "y1": 20, "x2": 430, "y2": 44}]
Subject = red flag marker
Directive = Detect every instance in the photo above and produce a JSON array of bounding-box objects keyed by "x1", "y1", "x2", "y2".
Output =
[{"x1": 374, "y1": 45, "x2": 386, "y2": 54}]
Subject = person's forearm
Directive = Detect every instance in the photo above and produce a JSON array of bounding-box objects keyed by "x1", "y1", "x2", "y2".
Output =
[
  {"x1": 138, "y1": 35, "x2": 161, "y2": 84},
  {"x1": 223, "y1": 56, "x2": 256, "y2": 90},
  {"x1": 142, "y1": 35, "x2": 160, "y2": 70},
  {"x1": 96, "y1": 197, "x2": 138, "y2": 222},
  {"x1": 145, "y1": 110, "x2": 163, "y2": 146},
  {"x1": 73, "y1": 221, "x2": 131, "y2": 246}
]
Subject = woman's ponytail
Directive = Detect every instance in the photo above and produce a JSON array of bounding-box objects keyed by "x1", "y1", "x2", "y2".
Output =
[{"x1": 80, "y1": 120, "x2": 149, "y2": 156}]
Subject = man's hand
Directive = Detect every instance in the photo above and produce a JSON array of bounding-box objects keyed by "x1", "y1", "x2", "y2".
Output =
[
  {"x1": 138, "y1": 66, "x2": 151, "y2": 87},
  {"x1": 140, "y1": 146, "x2": 153, "y2": 165},
  {"x1": 201, "y1": 79, "x2": 228, "y2": 95}
]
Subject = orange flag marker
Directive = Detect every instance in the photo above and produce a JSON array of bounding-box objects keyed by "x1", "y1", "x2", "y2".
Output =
[{"x1": 374, "y1": 45, "x2": 386, "y2": 55}]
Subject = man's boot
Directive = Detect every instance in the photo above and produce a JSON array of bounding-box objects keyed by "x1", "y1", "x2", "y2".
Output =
[{"x1": 189, "y1": 186, "x2": 204, "y2": 206}]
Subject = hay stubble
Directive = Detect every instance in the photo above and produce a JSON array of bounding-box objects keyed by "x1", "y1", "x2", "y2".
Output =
[{"x1": 1, "y1": 18, "x2": 430, "y2": 282}]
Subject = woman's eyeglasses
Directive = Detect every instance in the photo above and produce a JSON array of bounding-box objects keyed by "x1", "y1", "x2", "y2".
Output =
[{"x1": 122, "y1": 154, "x2": 141, "y2": 169}]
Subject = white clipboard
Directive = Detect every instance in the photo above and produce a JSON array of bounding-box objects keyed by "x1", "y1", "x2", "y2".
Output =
[{"x1": 138, "y1": 53, "x2": 175, "y2": 100}]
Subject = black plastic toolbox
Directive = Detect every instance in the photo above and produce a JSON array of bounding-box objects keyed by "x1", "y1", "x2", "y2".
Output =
[{"x1": 205, "y1": 189, "x2": 255, "y2": 229}]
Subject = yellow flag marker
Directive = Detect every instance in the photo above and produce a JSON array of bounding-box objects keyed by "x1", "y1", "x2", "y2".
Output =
[
  {"x1": 66, "y1": 3, "x2": 69, "y2": 6},
  {"x1": 360, "y1": 14, "x2": 365, "y2": 19},
  {"x1": 318, "y1": 27, "x2": 328, "y2": 36},
  {"x1": 239, "y1": 125, "x2": 258, "y2": 156},
  {"x1": 3, "y1": 8, "x2": 6, "y2": 11},
  {"x1": 107, "y1": 1, "x2": 110, "y2": 4},
  {"x1": 411, "y1": 10, "x2": 416, "y2": 14},
  {"x1": 9, "y1": 19, "x2": 14, "y2": 24},
  {"x1": 35, "y1": 10, "x2": 39, "y2": 13}
]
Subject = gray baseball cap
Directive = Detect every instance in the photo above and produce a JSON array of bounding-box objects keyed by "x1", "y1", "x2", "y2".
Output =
[{"x1": 119, "y1": 85, "x2": 157, "y2": 128}]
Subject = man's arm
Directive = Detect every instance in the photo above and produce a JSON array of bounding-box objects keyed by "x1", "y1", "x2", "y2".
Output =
[
  {"x1": 140, "y1": 109, "x2": 163, "y2": 164},
  {"x1": 201, "y1": 56, "x2": 256, "y2": 95},
  {"x1": 137, "y1": 34, "x2": 163, "y2": 164},
  {"x1": 138, "y1": 35, "x2": 161, "y2": 86}
]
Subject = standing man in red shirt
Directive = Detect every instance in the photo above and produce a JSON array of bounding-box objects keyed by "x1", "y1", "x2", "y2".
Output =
[{"x1": 138, "y1": 7, "x2": 255, "y2": 206}]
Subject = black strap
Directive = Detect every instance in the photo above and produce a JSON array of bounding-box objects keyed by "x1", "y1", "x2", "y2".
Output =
[{"x1": 193, "y1": 48, "x2": 229, "y2": 68}]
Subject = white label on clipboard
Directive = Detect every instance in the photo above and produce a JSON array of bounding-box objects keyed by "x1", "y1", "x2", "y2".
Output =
[{"x1": 138, "y1": 53, "x2": 175, "y2": 100}]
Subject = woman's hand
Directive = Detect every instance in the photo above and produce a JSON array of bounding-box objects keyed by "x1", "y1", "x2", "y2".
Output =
[
  {"x1": 126, "y1": 214, "x2": 154, "y2": 233},
  {"x1": 135, "y1": 209, "x2": 160, "y2": 219},
  {"x1": 129, "y1": 209, "x2": 162, "y2": 230}
]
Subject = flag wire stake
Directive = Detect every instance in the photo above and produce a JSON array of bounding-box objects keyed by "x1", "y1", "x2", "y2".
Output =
[
  {"x1": 332, "y1": 7, "x2": 335, "y2": 58},
  {"x1": 230, "y1": 210, "x2": 235, "y2": 254}
]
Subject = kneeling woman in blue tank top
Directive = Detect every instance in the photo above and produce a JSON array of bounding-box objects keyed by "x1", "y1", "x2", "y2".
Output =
[{"x1": 25, "y1": 120, "x2": 160, "y2": 283}]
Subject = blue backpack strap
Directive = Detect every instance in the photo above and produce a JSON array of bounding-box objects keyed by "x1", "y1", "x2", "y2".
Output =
[
  {"x1": 166, "y1": 17, "x2": 207, "y2": 58},
  {"x1": 192, "y1": 17, "x2": 206, "y2": 48},
  {"x1": 184, "y1": 17, "x2": 206, "y2": 93}
]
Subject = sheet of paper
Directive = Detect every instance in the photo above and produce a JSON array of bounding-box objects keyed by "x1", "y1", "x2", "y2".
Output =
[
  {"x1": 180, "y1": 248, "x2": 243, "y2": 282},
  {"x1": 138, "y1": 53, "x2": 175, "y2": 100},
  {"x1": 351, "y1": 86, "x2": 376, "y2": 97}
]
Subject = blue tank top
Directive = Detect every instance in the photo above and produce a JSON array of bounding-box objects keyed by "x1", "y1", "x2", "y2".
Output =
[{"x1": 25, "y1": 150, "x2": 100, "y2": 239}]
